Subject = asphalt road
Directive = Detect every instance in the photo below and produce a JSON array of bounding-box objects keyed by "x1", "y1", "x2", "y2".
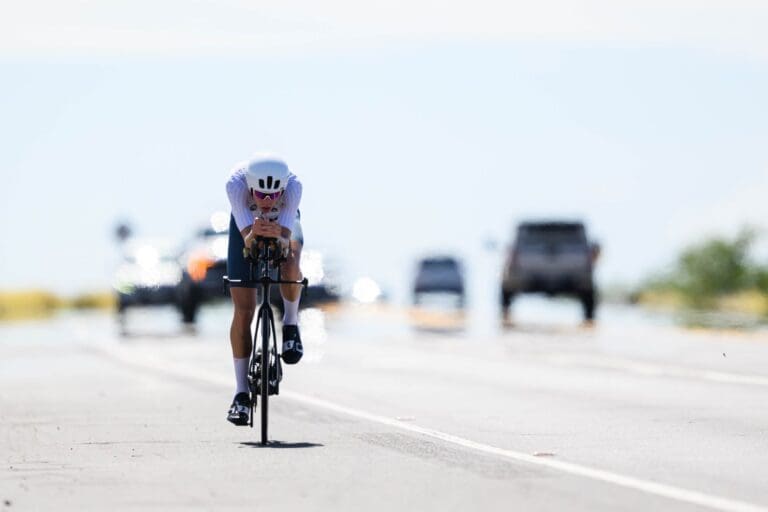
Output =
[{"x1": 2, "y1": 302, "x2": 768, "y2": 511}]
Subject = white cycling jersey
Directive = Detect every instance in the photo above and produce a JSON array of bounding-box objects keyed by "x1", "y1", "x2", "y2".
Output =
[{"x1": 225, "y1": 163, "x2": 303, "y2": 233}]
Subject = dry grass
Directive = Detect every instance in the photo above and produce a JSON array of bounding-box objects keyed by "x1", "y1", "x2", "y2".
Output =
[
  {"x1": 635, "y1": 289, "x2": 687, "y2": 310},
  {"x1": 0, "y1": 289, "x2": 115, "y2": 321},
  {"x1": 0, "y1": 290, "x2": 63, "y2": 320},
  {"x1": 67, "y1": 292, "x2": 116, "y2": 310},
  {"x1": 638, "y1": 288, "x2": 768, "y2": 319},
  {"x1": 717, "y1": 290, "x2": 768, "y2": 316}
]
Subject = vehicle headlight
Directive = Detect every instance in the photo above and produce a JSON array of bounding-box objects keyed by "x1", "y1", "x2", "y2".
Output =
[
  {"x1": 135, "y1": 245, "x2": 160, "y2": 267},
  {"x1": 352, "y1": 277, "x2": 381, "y2": 303},
  {"x1": 211, "y1": 237, "x2": 228, "y2": 260}
]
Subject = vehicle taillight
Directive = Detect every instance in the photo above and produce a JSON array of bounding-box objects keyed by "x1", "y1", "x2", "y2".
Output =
[{"x1": 188, "y1": 251, "x2": 215, "y2": 282}]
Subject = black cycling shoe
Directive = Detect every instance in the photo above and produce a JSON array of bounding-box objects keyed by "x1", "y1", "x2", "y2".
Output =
[
  {"x1": 226, "y1": 392, "x2": 251, "y2": 426},
  {"x1": 281, "y1": 325, "x2": 303, "y2": 364}
]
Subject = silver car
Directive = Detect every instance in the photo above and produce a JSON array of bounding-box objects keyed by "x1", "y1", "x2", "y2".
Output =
[{"x1": 413, "y1": 256, "x2": 466, "y2": 307}]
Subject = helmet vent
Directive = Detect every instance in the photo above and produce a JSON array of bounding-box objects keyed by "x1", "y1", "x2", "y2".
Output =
[
  {"x1": 274, "y1": 179, "x2": 280, "y2": 189},
  {"x1": 258, "y1": 179, "x2": 265, "y2": 188},
  {"x1": 267, "y1": 176, "x2": 273, "y2": 189}
]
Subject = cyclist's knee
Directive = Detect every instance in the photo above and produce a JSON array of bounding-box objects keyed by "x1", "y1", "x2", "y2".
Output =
[
  {"x1": 283, "y1": 243, "x2": 302, "y2": 279},
  {"x1": 231, "y1": 288, "x2": 256, "y2": 321},
  {"x1": 232, "y1": 307, "x2": 254, "y2": 334},
  {"x1": 233, "y1": 304, "x2": 255, "y2": 319},
  {"x1": 282, "y1": 262, "x2": 300, "y2": 280}
]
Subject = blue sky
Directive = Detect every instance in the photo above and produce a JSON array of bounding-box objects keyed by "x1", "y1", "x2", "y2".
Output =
[{"x1": 1, "y1": 3, "x2": 767, "y2": 295}]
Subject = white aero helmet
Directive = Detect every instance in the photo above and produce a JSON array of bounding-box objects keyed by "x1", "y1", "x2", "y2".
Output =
[{"x1": 244, "y1": 155, "x2": 290, "y2": 196}]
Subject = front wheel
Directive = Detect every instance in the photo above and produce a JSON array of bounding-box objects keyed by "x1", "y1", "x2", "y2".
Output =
[{"x1": 260, "y1": 308, "x2": 270, "y2": 445}]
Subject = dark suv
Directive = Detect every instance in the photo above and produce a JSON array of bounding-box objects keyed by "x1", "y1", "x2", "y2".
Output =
[
  {"x1": 413, "y1": 256, "x2": 465, "y2": 306},
  {"x1": 501, "y1": 221, "x2": 599, "y2": 321}
]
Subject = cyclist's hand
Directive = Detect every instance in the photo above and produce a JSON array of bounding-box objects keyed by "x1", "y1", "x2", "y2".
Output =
[
  {"x1": 277, "y1": 237, "x2": 291, "y2": 258},
  {"x1": 251, "y1": 218, "x2": 282, "y2": 239},
  {"x1": 243, "y1": 230, "x2": 256, "y2": 257}
]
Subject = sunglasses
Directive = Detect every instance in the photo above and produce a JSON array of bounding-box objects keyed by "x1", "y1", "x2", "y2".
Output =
[{"x1": 251, "y1": 189, "x2": 283, "y2": 200}]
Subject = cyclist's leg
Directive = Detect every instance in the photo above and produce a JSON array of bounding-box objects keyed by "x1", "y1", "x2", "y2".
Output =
[
  {"x1": 280, "y1": 217, "x2": 304, "y2": 364},
  {"x1": 227, "y1": 215, "x2": 258, "y2": 394},
  {"x1": 230, "y1": 288, "x2": 256, "y2": 358},
  {"x1": 280, "y1": 241, "x2": 303, "y2": 302},
  {"x1": 280, "y1": 216, "x2": 304, "y2": 307},
  {"x1": 227, "y1": 217, "x2": 257, "y2": 424}
]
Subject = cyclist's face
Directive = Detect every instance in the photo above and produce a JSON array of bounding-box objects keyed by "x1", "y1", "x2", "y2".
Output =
[{"x1": 252, "y1": 190, "x2": 282, "y2": 210}]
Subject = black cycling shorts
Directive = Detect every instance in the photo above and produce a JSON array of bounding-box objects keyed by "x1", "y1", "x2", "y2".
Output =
[{"x1": 227, "y1": 213, "x2": 303, "y2": 288}]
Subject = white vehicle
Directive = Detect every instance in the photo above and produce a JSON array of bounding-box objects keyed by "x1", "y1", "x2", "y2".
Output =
[{"x1": 114, "y1": 239, "x2": 182, "y2": 312}]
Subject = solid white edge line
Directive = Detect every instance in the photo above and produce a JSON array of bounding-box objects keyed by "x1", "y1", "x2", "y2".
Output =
[
  {"x1": 281, "y1": 391, "x2": 766, "y2": 512},
  {"x1": 98, "y1": 344, "x2": 768, "y2": 512}
]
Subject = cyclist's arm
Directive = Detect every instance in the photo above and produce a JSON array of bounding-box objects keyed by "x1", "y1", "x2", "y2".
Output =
[
  {"x1": 244, "y1": 223, "x2": 289, "y2": 255},
  {"x1": 247, "y1": 222, "x2": 289, "y2": 239},
  {"x1": 225, "y1": 167, "x2": 254, "y2": 234},
  {"x1": 240, "y1": 226, "x2": 253, "y2": 240},
  {"x1": 245, "y1": 222, "x2": 284, "y2": 253},
  {"x1": 276, "y1": 177, "x2": 302, "y2": 233}
]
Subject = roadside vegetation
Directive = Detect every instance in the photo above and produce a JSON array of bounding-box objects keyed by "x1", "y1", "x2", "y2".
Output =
[
  {"x1": 0, "y1": 290, "x2": 115, "y2": 321},
  {"x1": 637, "y1": 228, "x2": 768, "y2": 318}
]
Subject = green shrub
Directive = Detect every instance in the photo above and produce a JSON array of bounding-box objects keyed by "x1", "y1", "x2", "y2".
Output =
[{"x1": 642, "y1": 227, "x2": 768, "y2": 311}]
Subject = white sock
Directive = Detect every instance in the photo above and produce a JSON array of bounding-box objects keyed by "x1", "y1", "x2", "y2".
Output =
[
  {"x1": 282, "y1": 296, "x2": 300, "y2": 325},
  {"x1": 233, "y1": 357, "x2": 250, "y2": 394}
]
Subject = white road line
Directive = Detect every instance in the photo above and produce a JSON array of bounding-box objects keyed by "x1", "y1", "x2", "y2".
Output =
[
  {"x1": 281, "y1": 391, "x2": 766, "y2": 512},
  {"x1": 98, "y1": 344, "x2": 768, "y2": 512},
  {"x1": 545, "y1": 354, "x2": 768, "y2": 387}
]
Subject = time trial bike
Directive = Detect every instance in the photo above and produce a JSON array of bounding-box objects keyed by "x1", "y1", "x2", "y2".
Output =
[{"x1": 225, "y1": 236, "x2": 308, "y2": 445}]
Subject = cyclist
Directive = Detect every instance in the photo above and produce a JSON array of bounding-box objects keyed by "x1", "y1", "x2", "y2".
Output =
[{"x1": 224, "y1": 154, "x2": 304, "y2": 426}]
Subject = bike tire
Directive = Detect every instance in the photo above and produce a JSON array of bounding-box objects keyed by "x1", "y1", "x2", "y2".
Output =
[
  {"x1": 249, "y1": 313, "x2": 261, "y2": 429},
  {"x1": 260, "y1": 307, "x2": 270, "y2": 445}
]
